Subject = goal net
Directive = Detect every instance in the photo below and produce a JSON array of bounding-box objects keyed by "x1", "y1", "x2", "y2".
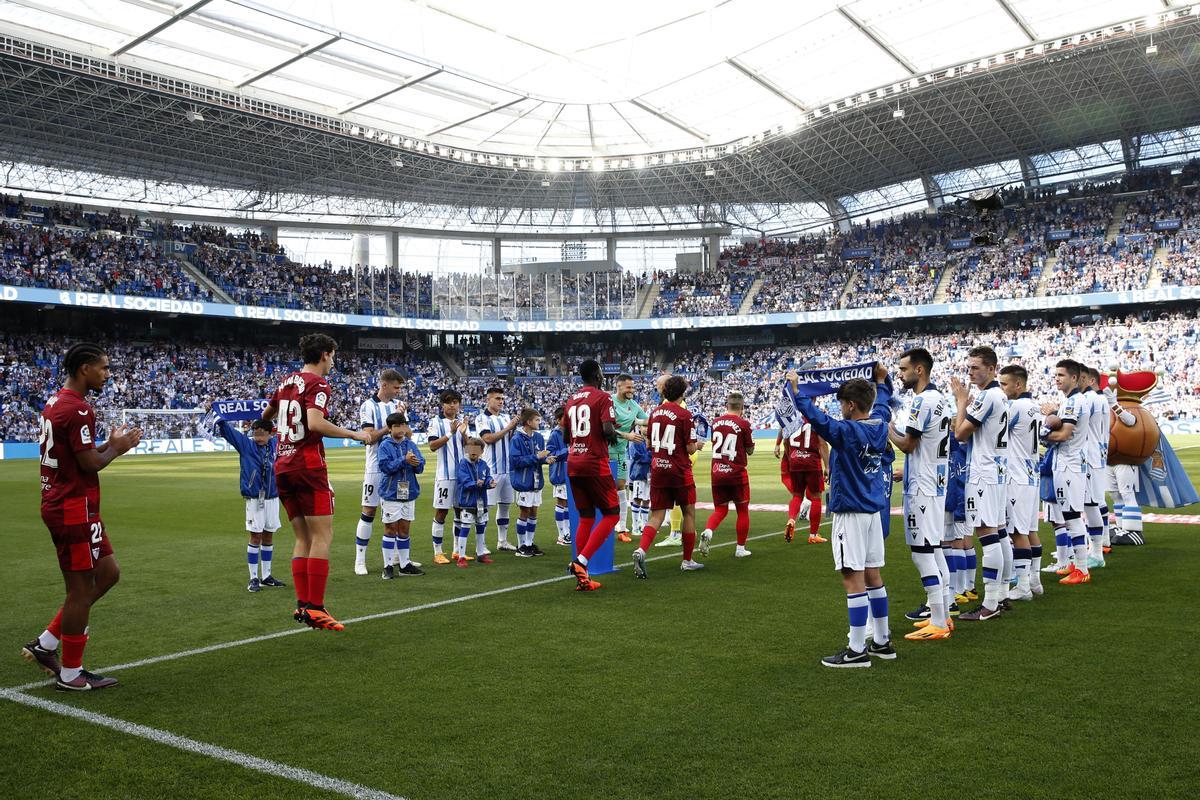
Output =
[{"x1": 116, "y1": 408, "x2": 209, "y2": 440}]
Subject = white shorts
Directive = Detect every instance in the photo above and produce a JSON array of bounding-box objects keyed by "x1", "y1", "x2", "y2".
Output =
[
  {"x1": 516, "y1": 490, "x2": 542, "y2": 508},
  {"x1": 1111, "y1": 464, "x2": 1140, "y2": 496},
  {"x1": 487, "y1": 473, "x2": 514, "y2": 506},
  {"x1": 381, "y1": 499, "x2": 416, "y2": 523},
  {"x1": 1085, "y1": 465, "x2": 1107, "y2": 506},
  {"x1": 552, "y1": 483, "x2": 567, "y2": 501},
  {"x1": 964, "y1": 482, "x2": 1006, "y2": 530},
  {"x1": 832, "y1": 512, "x2": 885, "y2": 571},
  {"x1": 361, "y1": 472, "x2": 382, "y2": 508},
  {"x1": 942, "y1": 512, "x2": 965, "y2": 541},
  {"x1": 903, "y1": 494, "x2": 945, "y2": 547},
  {"x1": 1051, "y1": 470, "x2": 1086, "y2": 515},
  {"x1": 629, "y1": 479, "x2": 650, "y2": 502},
  {"x1": 458, "y1": 507, "x2": 489, "y2": 527},
  {"x1": 1006, "y1": 483, "x2": 1041, "y2": 535},
  {"x1": 433, "y1": 479, "x2": 457, "y2": 510},
  {"x1": 245, "y1": 497, "x2": 281, "y2": 534}
]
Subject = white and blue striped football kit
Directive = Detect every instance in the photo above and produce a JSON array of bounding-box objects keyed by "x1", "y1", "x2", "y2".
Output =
[
  {"x1": 359, "y1": 396, "x2": 401, "y2": 507},
  {"x1": 1005, "y1": 394, "x2": 1042, "y2": 535},
  {"x1": 900, "y1": 386, "x2": 951, "y2": 547},
  {"x1": 964, "y1": 382, "x2": 1008, "y2": 530},
  {"x1": 474, "y1": 410, "x2": 515, "y2": 505},
  {"x1": 429, "y1": 415, "x2": 465, "y2": 510}
]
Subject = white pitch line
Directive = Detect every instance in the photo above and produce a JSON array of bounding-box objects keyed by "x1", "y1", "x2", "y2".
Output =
[
  {"x1": 0, "y1": 688, "x2": 408, "y2": 800},
  {"x1": 9, "y1": 525, "x2": 806, "y2": 692}
]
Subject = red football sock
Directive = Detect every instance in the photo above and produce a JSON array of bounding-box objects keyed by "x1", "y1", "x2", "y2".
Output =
[
  {"x1": 574, "y1": 516, "x2": 594, "y2": 555},
  {"x1": 705, "y1": 506, "x2": 728, "y2": 532},
  {"x1": 639, "y1": 524, "x2": 657, "y2": 551},
  {"x1": 682, "y1": 531, "x2": 696, "y2": 560},
  {"x1": 581, "y1": 514, "x2": 618, "y2": 560},
  {"x1": 61, "y1": 633, "x2": 88, "y2": 670},
  {"x1": 46, "y1": 607, "x2": 63, "y2": 638},
  {"x1": 788, "y1": 495, "x2": 803, "y2": 520},
  {"x1": 735, "y1": 504, "x2": 750, "y2": 545},
  {"x1": 291, "y1": 557, "x2": 309, "y2": 605},
  {"x1": 307, "y1": 558, "x2": 330, "y2": 607},
  {"x1": 809, "y1": 496, "x2": 823, "y2": 536}
]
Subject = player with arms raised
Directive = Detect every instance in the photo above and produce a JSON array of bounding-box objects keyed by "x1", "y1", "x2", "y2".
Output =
[
  {"x1": 700, "y1": 392, "x2": 755, "y2": 558},
  {"x1": 564, "y1": 360, "x2": 627, "y2": 591},
  {"x1": 23, "y1": 343, "x2": 142, "y2": 691},
  {"x1": 262, "y1": 334, "x2": 369, "y2": 631}
]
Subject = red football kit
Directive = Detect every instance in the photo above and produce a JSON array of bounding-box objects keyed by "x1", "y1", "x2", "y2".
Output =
[
  {"x1": 648, "y1": 402, "x2": 697, "y2": 510},
  {"x1": 783, "y1": 418, "x2": 825, "y2": 496},
  {"x1": 564, "y1": 385, "x2": 618, "y2": 515},
  {"x1": 40, "y1": 388, "x2": 111, "y2": 571},
  {"x1": 710, "y1": 413, "x2": 753, "y2": 506},
  {"x1": 271, "y1": 370, "x2": 335, "y2": 518}
]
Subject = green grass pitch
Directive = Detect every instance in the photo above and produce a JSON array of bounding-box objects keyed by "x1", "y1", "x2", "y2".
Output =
[{"x1": 3, "y1": 437, "x2": 1199, "y2": 799}]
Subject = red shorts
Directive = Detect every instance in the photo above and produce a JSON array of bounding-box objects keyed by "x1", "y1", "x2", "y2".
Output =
[
  {"x1": 788, "y1": 469, "x2": 824, "y2": 497},
  {"x1": 276, "y1": 469, "x2": 335, "y2": 519},
  {"x1": 569, "y1": 474, "x2": 619, "y2": 516},
  {"x1": 48, "y1": 520, "x2": 113, "y2": 572},
  {"x1": 712, "y1": 481, "x2": 750, "y2": 506},
  {"x1": 650, "y1": 482, "x2": 696, "y2": 511}
]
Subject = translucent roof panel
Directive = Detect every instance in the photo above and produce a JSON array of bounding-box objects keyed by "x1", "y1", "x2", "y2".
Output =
[
  {"x1": 840, "y1": 179, "x2": 926, "y2": 217},
  {"x1": 934, "y1": 160, "x2": 1024, "y2": 195},
  {"x1": 1137, "y1": 126, "x2": 1200, "y2": 168},
  {"x1": 0, "y1": 0, "x2": 1179, "y2": 157},
  {"x1": 1033, "y1": 140, "x2": 1126, "y2": 183}
]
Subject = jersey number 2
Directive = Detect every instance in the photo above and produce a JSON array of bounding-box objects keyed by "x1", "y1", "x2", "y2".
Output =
[
  {"x1": 39, "y1": 417, "x2": 59, "y2": 468},
  {"x1": 711, "y1": 430, "x2": 738, "y2": 461}
]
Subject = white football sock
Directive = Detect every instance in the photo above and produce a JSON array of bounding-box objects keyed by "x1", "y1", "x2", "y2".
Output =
[
  {"x1": 432, "y1": 520, "x2": 445, "y2": 555},
  {"x1": 397, "y1": 536, "x2": 411, "y2": 568}
]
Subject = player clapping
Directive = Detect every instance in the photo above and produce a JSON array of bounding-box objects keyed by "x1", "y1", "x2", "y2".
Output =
[
  {"x1": 262, "y1": 333, "x2": 370, "y2": 632},
  {"x1": 24, "y1": 343, "x2": 143, "y2": 691}
]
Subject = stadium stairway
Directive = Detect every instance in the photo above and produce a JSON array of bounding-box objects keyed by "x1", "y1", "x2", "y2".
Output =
[
  {"x1": 932, "y1": 260, "x2": 957, "y2": 303},
  {"x1": 737, "y1": 277, "x2": 764, "y2": 314},
  {"x1": 1035, "y1": 254, "x2": 1058, "y2": 297},
  {"x1": 438, "y1": 348, "x2": 466, "y2": 378},
  {"x1": 835, "y1": 272, "x2": 857, "y2": 308},
  {"x1": 1106, "y1": 202, "x2": 1128, "y2": 241},
  {"x1": 178, "y1": 255, "x2": 235, "y2": 304},
  {"x1": 1147, "y1": 244, "x2": 1169, "y2": 289},
  {"x1": 636, "y1": 282, "x2": 662, "y2": 317}
]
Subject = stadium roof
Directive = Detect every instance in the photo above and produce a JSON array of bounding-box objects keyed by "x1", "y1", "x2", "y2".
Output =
[{"x1": 0, "y1": 1, "x2": 1199, "y2": 232}]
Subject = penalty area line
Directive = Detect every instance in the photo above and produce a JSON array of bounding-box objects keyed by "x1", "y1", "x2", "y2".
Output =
[
  {"x1": 0, "y1": 687, "x2": 408, "y2": 800},
  {"x1": 9, "y1": 524, "x2": 808, "y2": 692}
]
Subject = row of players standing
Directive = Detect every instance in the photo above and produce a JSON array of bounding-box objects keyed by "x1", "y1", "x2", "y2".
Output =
[{"x1": 797, "y1": 345, "x2": 1134, "y2": 668}]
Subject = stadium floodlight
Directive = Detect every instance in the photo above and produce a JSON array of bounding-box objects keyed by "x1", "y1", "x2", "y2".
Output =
[
  {"x1": 392, "y1": 158, "x2": 404, "y2": 168},
  {"x1": 185, "y1": 109, "x2": 204, "y2": 123},
  {"x1": 592, "y1": 158, "x2": 604, "y2": 172},
  {"x1": 704, "y1": 166, "x2": 715, "y2": 177},
  {"x1": 893, "y1": 105, "x2": 905, "y2": 119},
  {"x1": 540, "y1": 179, "x2": 550, "y2": 187},
  {"x1": 1146, "y1": 35, "x2": 1158, "y2": 55}
]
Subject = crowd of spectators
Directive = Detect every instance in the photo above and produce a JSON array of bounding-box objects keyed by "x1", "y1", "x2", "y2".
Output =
[
  {"x1": 9, "y1": 165, "x2": 1200, "y2": 324},
  {"x1": 0, "y1": 221, "x2": 212, "y2": 299},
  {"x1": 1044, "y1": 239, "x2": 1154, "y2": 295},
  {"x1": 5, "y1": 310, "x2": 1197, "y2": 443}
]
